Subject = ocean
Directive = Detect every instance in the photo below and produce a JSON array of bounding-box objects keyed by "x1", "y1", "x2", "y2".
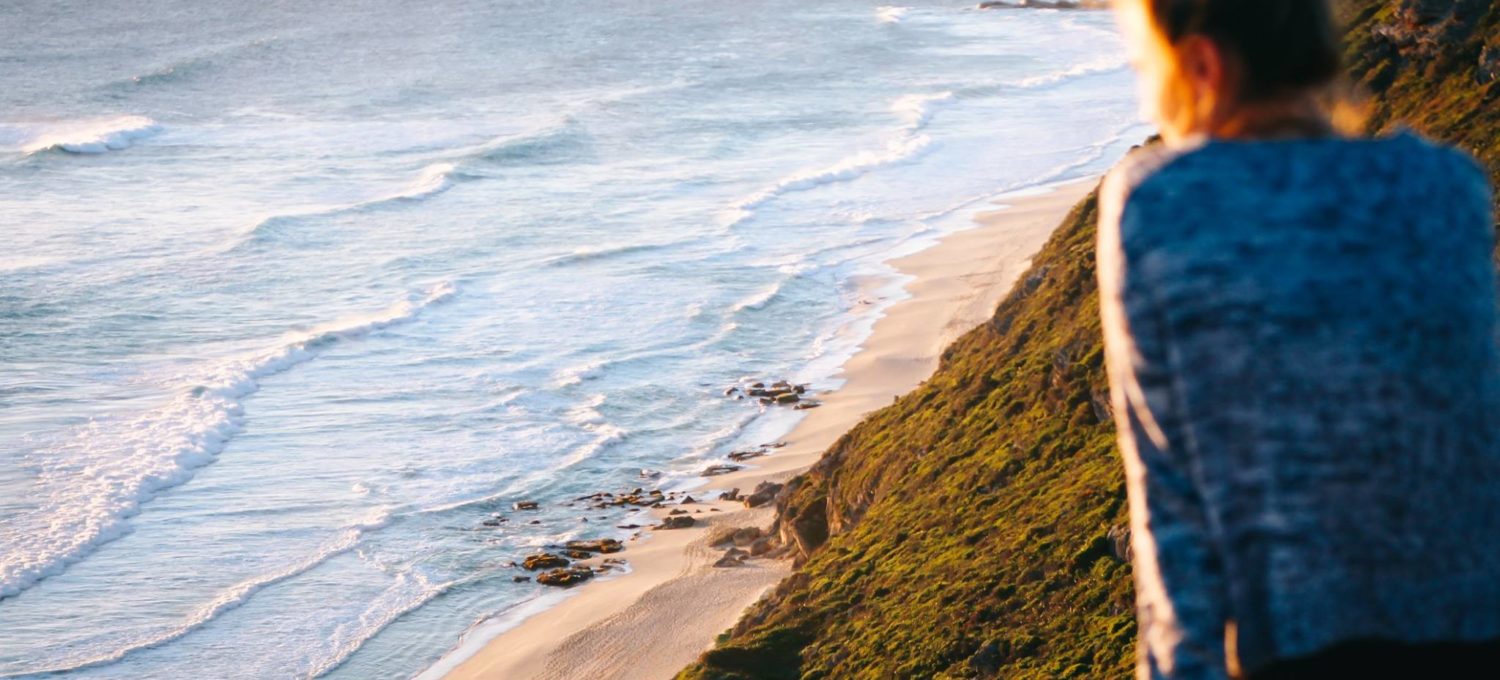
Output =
[{"x1": 0, "y1": 1, "x2": 1143, "y2": 677}]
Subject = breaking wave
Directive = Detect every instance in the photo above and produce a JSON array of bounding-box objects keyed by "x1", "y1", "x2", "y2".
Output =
[{"x1": 0, "y1": 283, "x2": 456, "y2": 601}]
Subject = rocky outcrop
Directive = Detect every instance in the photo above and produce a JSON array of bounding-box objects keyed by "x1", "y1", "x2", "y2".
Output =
[
  {"x1": 522, "y1": 553, "x2": 570, "y2": 570},
  {"x1": 743, "y1": 481, "x2": 784, "y2": 509},
  {"x1": 701, "y1": 464, "x2": 742, "y2": 477},
  {"x1": 714, "y1": 548, "x2": 751, "y2": 568},
  {"x1": 564, "y1": 538, "x2": 624, "y2": 554},
  {"x1": 536, "y1": 566, "x2": 595, "y2": 587},
  {"x1": 724, "y1": 379, "x2": 813, "y2": 407},
  {"x1": 660, "y1": 515, "x2": 696, "y2": 529}
]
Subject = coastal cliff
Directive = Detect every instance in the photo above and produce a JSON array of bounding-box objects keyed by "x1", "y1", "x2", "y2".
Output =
[{"x1": 677, "y1": 1, "x2": 1499, "y2": 678}]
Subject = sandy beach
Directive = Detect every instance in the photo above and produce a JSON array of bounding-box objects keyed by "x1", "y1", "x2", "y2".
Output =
[{"x1": 437, "y1": 176, "x2": 1099, "y2": 680}]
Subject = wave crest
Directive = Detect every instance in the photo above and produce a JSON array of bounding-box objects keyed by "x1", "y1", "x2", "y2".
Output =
[
  {"x1": 0, "y1": 283, "x2": 455, "y2": 601},
  {"x1": 239, "y1": 163, "x2": 461, "y2": 245},
  {"x1": 20, "y1": 116, "x2": 163, "y2": 155},
  {"x1": 724, "y1": 91, "x2": 951, "y2": 227}
]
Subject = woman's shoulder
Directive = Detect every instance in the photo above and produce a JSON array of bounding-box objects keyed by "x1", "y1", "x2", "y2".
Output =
[{"x1": 1100, "y1": 131, "x2": 1492, "y2": 243}]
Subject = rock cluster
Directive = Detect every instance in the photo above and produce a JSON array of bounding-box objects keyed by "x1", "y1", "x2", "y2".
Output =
[
  {"x1": 565, "y1": 538, "x2": 624, "y2": 554},
  {"x1": 724, "y1": 380, "x2": 815, "y2": 407},
  {"x1": 518, "y1": 537, "x2": 631, "y2": 587},
  {"x1": 709, "y1": 525, "x2": 778, "y2": 567},
  {"x1": 576, "y1": 488, "x2": 673, "y2": 509}
]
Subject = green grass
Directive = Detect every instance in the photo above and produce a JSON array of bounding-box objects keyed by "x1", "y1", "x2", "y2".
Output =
[{"x1": 678, "y1": 2, "x2": 1498, "y2": 677}]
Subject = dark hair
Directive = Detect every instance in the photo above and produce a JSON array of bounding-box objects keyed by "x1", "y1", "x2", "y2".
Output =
[{"x1": 1151, "y1": 0, "x2": 1343, "y2": 101}]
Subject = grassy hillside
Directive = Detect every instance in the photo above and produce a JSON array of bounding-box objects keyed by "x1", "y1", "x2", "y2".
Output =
[{"x1": 679, "y1": 1, "x2": 1498, "y2": 677}]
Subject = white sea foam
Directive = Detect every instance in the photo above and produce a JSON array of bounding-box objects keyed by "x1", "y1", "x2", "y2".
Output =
[
  {"x1": 727, "y1": 134, "x2": 933, "y2": 224},
  {"x1": 891, "y1": 91, "x2": 955, "y2": 129},
  {"x1": 302, "y1": 568, "x2": 455, "y2": 678},
  {"x1": 876, "y1": 5, "x2": 911, "y2": 23},
  {"x1": 540, "y1": 239, "x2": 691, "y2": 268},
  {"x1": 1015, "y1": 55, "x2": 1128, "y2": 88},
  {"x1": 23, "y1": 512, "x2": 391, "y2": 675},
  {"x1": 724, "y1": 91, "x2": 950, "y2": 226},
  {"x1": 0, "y1": 283, "x2": 455, "y2": 600},
  {"x1": 552, "y1": 357, "x2": 610, "y2": 388},
  {"x1": 239, "y1": 163, "x2": 460, "y2": 244},
  {"x1": 19, "y1": 115, "x2": 163, "y2": 155},
  {"x1": 729, "y1": 280, "x2": 788, "y2": 314},
  {"x1": 397, "y1": 162, "x2": 459, "y2": 200}
]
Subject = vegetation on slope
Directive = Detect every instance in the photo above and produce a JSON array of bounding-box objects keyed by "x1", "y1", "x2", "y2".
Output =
[{"x1": 679, "y1": 1, "x2": 1498, "y2": 677}]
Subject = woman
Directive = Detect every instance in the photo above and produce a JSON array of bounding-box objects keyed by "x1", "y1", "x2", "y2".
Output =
[{"x1": 1097, "y1": 0, "x2": 1500, "y2": 678}]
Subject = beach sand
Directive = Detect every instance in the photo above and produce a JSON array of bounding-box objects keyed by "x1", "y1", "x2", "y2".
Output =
[{"x1": 438, "y1": 177, "x2": 1099, "y2": 680}]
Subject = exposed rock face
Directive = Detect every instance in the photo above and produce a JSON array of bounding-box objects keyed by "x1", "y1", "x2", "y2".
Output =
[
  {"x1": 1479, "y1": 44, "x2": 1499, "y2": 85},
  {"x1": 748, "y1": 536, "x2": 776, "y2": 556},
  {"x1": 729, "y1": 527, "x2": 763, "y2": 547},
  {"x1": 714, "y1": 548, "x2": 750, "y2": 568},
  {"x1": 522, "y1": 553, "x2": 570, "y2": 570},
  {"x1": 564, "y1": 538, "x2": 624, "y2": 554},
  {"x1": 1373, "y1": 0, "x2": 1489, "y2": 63},
  {"x1": 744, "y1": 481, "x2": 784, "y2": 509},
  {"x1": 660, "y1": 515, "x2": 696, "y2": 529},
  {"x1": 536, "y1": 566, "x2": 595, "y2": 586},
  {"x1": 718, "y1": 488, "x2": 742, "y2": 502},
  {"x1": 1107, "y1": 525, "x2": 1133, "y2": 563}
]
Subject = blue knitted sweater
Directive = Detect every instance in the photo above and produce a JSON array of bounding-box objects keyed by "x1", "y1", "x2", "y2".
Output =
[{"x1": 1096, "y1": 132, "x2": 1500, "y2": 679}]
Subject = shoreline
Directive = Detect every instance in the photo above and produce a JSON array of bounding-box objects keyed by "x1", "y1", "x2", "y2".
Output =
[{"x1": 435, "y1": 176, "x2": 1100, "y2": 680}]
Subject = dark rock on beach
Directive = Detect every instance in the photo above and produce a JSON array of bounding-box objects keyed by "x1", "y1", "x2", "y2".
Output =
[
  {"x1": 702, "y1": 464, "x2": 742, "y2": 477},
  {"x1": 536, "y1": 566, "x2": 595, "y2": 587},
  {"x1": 724, "y1": 379, "x2": 813, "y2": 405},
  {"x1": 730, "y1": 527, "x2": 763, "y2": 547},
  {"x1": 522, "y1": 553, "x2": 570, "y2": 570},
  {"x1": 743, "y1": 481, "x2": 784, "y2": 509},
  {"x1": 513, "y1": 501, "x2": 539, "y2": 511},
  {"x1": 661, "y1": 515, "x2": 696, "y2": 529},
  {"x1": 564, "y1": 538, "x2": 624, "y2": 554},
  {"x1": 714, "y1": 548, "x2": 750, "y2": 568}
]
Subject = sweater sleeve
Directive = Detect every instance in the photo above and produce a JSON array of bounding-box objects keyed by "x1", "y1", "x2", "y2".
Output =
[{"x1": 1097, "y1": 157, "x2": 1232, "y2": 680}]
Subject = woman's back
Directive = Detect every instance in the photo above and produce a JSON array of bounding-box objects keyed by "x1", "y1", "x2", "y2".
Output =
[{"x1": 1098, "y1": 133, "x2": 1500, "y2": 676}]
